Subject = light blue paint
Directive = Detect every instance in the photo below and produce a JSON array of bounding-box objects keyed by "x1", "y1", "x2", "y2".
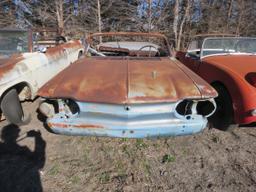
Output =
[{"x1": 47, "y1": 101, "x2": 208, "y2": 138}]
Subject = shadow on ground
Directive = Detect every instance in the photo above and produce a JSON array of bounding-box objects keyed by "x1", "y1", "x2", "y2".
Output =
[{"x1": 0, "y1": 124, "x2": 46, "y2": 192}]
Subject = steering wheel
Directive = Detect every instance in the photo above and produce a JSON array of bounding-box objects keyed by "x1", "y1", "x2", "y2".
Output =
[{"x1": 137, "y1": 45, "x2": 160, "y2": 57}]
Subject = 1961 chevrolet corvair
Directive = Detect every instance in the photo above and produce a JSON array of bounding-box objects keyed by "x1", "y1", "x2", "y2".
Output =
[
  {"x1": 0, "y1": 28, "x2": 84, "y2": 125},
  {"x1": 38, "y1": 32, "x2": 217, "y2": 138}
]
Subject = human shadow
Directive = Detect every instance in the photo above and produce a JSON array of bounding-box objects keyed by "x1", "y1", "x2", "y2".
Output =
[{"x1": 0, "y1": 124, "x2": 46, "y2": 192}]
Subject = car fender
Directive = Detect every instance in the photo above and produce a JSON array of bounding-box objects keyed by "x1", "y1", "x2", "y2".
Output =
[{"x1": 198, "y1": 60, "x2": 255, "y2": 123}]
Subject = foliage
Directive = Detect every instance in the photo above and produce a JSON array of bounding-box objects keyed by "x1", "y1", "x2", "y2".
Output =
[{"x1": 1, "y1": 0, "x2": 256, "y2": 49}]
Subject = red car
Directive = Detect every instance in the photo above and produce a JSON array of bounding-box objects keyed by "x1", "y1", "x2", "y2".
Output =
[{"x1": 176, "y1": 35, "x2": 256, "y2": 129}]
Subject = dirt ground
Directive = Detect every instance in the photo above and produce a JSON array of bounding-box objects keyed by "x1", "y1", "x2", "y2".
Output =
[{"x1": 0, "y1": 99, "x2": 256, "y2": 192}]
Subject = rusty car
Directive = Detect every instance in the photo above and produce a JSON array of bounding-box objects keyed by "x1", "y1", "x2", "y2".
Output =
[
  {"x1": 38, "y1": 32, "x2": 217, "y2": 138},
  {"x1": 176, "y1": 34, "x2": 256, "y2": 130},
  {"x1": 0, "y1": 28, "x2": 84, "y2": 125}
]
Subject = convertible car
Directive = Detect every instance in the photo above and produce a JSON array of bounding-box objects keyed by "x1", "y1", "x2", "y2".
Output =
[
  {"x1": 176, "y1": 34, "x2": 256, "y2": 129},
  {"x1": 38, "y1": 32, "x2": 217, "y2": 138},
  {"x1": 0, "y1": 28, "x2": 84, "y2": 125}
]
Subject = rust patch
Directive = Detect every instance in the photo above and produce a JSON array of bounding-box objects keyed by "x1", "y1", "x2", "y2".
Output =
[
  {"x1": 127, "y1": 58, "x2": 201, "y2": 102},
  {"x1": 173, "y1": 59, "x2": 218, "y2": 98},
  {"x1": 73, "y1": 124, "x2": 104, "y2": 129},
  {"x1": 46, "y1": 40, "x2": 82, "y2": 59},
  {"x1": 38, "y1": 57, "x2": 208, "y2": 104},
  {"x1": 0, "y1": 40, "x2": 82, "y2": 79},
  {"x1": 48, "y1": 122, "x2": 69, "y2": 128},
  {"x1": 39, "y1": 57, "x2": 128, "y2": 103},
  {"x1": 48, "y1": 122, "x2": 104, "y2": 129},
  {"x1": 98, "y1": 46, "x2": 129, "y2": 54},
  {"x1": 0, "y1": 54, "x2": 24, "y2": 78}
]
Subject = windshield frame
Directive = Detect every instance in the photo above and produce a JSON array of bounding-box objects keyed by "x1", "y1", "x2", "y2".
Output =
[
  {"x1": 86, "y1": 32, "x2": 172, "y2": 57},
  {"x1": 201, "y1": 37, "x2": 256, "y2": 59}
]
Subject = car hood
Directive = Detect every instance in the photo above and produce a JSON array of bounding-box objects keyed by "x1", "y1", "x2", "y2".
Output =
[
  {"x1": 38, "y1": 57, "x2": 217, "y2": 104},
  {"x1": 203, "y1": 55, "x2": 256, "y2": 77}
]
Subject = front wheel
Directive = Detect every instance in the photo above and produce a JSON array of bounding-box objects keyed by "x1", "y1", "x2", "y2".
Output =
[
  {"x1": 1, "y1": 89, "x2": 30, "y2": 125},
  {"x1": 78, "y1": 51, "x2": 83, "y2": 59},
  {"x1": 209, "y1": 84, "x2": 237, "y2": 131}
]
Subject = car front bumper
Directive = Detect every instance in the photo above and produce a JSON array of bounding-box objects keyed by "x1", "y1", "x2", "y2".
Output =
[{"x1": 46, "y1": 102, "x2": 208, "y2": 138}]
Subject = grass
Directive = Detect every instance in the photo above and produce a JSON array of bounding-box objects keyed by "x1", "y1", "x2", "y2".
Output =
[
  {"x1": 70, "y1": 175, "x2": 81, "y2": 184},
  {"x1": 182, "y1": 147, "x2": 188, "y2": 156},
  {"x1": 135, "y1": 139, "x2": 148, "y2": 149},
  {"x1": 99, "y1": 171, "x2": 111, "y2": 183},
  {"x1": 143, "y1": 161, "x2": 151, "y2": 175},
  {"x1": 121, "y1": 138, "x2": 128, "y2": 142},
  {"x1": 48, "y1": 164, "x2": 59, "y2": 176},
  {"x1": 162, "y1": 154, "x2": 176, "y2": 163},
  {"x1": 211, "y1": 135, "x2": 220, "y2": 143}
]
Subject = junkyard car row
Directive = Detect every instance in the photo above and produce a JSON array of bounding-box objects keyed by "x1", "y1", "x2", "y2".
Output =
[{"x1": 0, "y1": 30, "x2": 255, "y2": 138}]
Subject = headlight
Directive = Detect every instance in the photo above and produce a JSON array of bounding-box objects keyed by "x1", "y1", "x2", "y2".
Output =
[
  {"x1": 39, "y1": 99, "x2": 80, "y2": 118},
  {"x1": 175, "y1": 99, "x2": 216, "y2": 118}
]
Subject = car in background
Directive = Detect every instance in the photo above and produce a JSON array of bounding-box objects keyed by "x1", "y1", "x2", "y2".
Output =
[
  {"x1": 176, "y1": 34, "x2": 256, "y2": 130},
  {"x1": 0, "y1": 28, "x2": 84, "y2": 125},
  {"x1": 38, "y1": 32, "x2": 217, "y2": 138}
]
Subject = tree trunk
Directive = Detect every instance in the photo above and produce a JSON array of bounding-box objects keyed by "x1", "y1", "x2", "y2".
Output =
[
  {"x1": 56, "y1": 0, "x2": 64, "y2": 35},
  {"x1": 226, "y1": 0, "x2": 233, "y2": 32},
  {"x1": 148, "y1": 0, "x2": 152, "y2": 32},
  {"x1": 177, "y1": 0, "x2": 190, "y2": 50},
  {"x1": 173, "y1": 0, "x2": 179, "y2": 50},
  {"x1": 236, "y1": 0, "x2": 245, "y2": 35},
  {"x1": 97, "y1": 0, "x2": 102, "y2": 42}
]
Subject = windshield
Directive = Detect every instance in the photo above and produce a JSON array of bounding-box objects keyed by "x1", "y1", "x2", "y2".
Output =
[
  {"x1": 86, "y1": 33, "x2": 171, "y2": 57},
  {"x1": 202, "y1": 37, "x2": 256, "y2": 57},
  {"x1": 0, "y1": 31, "x2": 29, "y2": 56}
]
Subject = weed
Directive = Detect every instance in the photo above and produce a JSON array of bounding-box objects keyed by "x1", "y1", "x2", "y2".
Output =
[
  {"x1": 48, "y1": 164, "x2": 59, "y2": 176},
  {"x1": 121, "y1": 138, "x2": 128, "y2": 142},
  {"x1": 143, "y1": 162, "x2": 151, "y2": 175},
  {"x1": 112, "y1": 174, "x2": 127, "y2": 183},
  {"x1": 211, "y1": 135, "x2": 220, "y2": 143},
  {"x1": 182, "y1": 148, "x2": 188, "y2": 156},
  {"x1": 153, "y1": 142, "x2": 160, "y2": 148},
  {"x1": 70, "y1": 175, "x2": 81, "y2": 184},
  {"x1": 135, "y1": 139, "x2": 147, "y2": 149},
  {"x1": 162, "y1": 154, "x2": 175, "y2": 163},
  {"x1": 99, "y1": 171, "x2": 111, "y2": 183}
]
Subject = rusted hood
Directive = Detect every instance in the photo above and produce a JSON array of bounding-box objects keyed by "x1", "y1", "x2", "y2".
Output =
[
  {"x1": 38, "y1": 57, "x2": 217, "y2": 104},
  {"x1": 203, "y1": 55, "x2": 256, "y2": 77}
]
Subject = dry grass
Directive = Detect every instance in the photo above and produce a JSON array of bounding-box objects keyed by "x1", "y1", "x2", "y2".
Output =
[{"x1": 0, "y1": 100, "x2": 256, "y2": 192}]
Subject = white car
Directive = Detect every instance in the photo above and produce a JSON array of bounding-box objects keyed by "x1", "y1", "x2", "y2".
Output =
[{"x1": 0, "y1": 29, "x2": 84, "y2": 125}]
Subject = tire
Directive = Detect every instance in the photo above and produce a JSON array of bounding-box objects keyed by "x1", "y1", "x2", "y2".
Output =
[
  {"x1": 78, "y1": 51, "x2": 83, "y2": 59},
  {"x1": 1, "y1": 89, "x2": 30, "y2": 125},
  {"x1": 209, "y1": 84, "x2": 237, "y2": 131}
]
